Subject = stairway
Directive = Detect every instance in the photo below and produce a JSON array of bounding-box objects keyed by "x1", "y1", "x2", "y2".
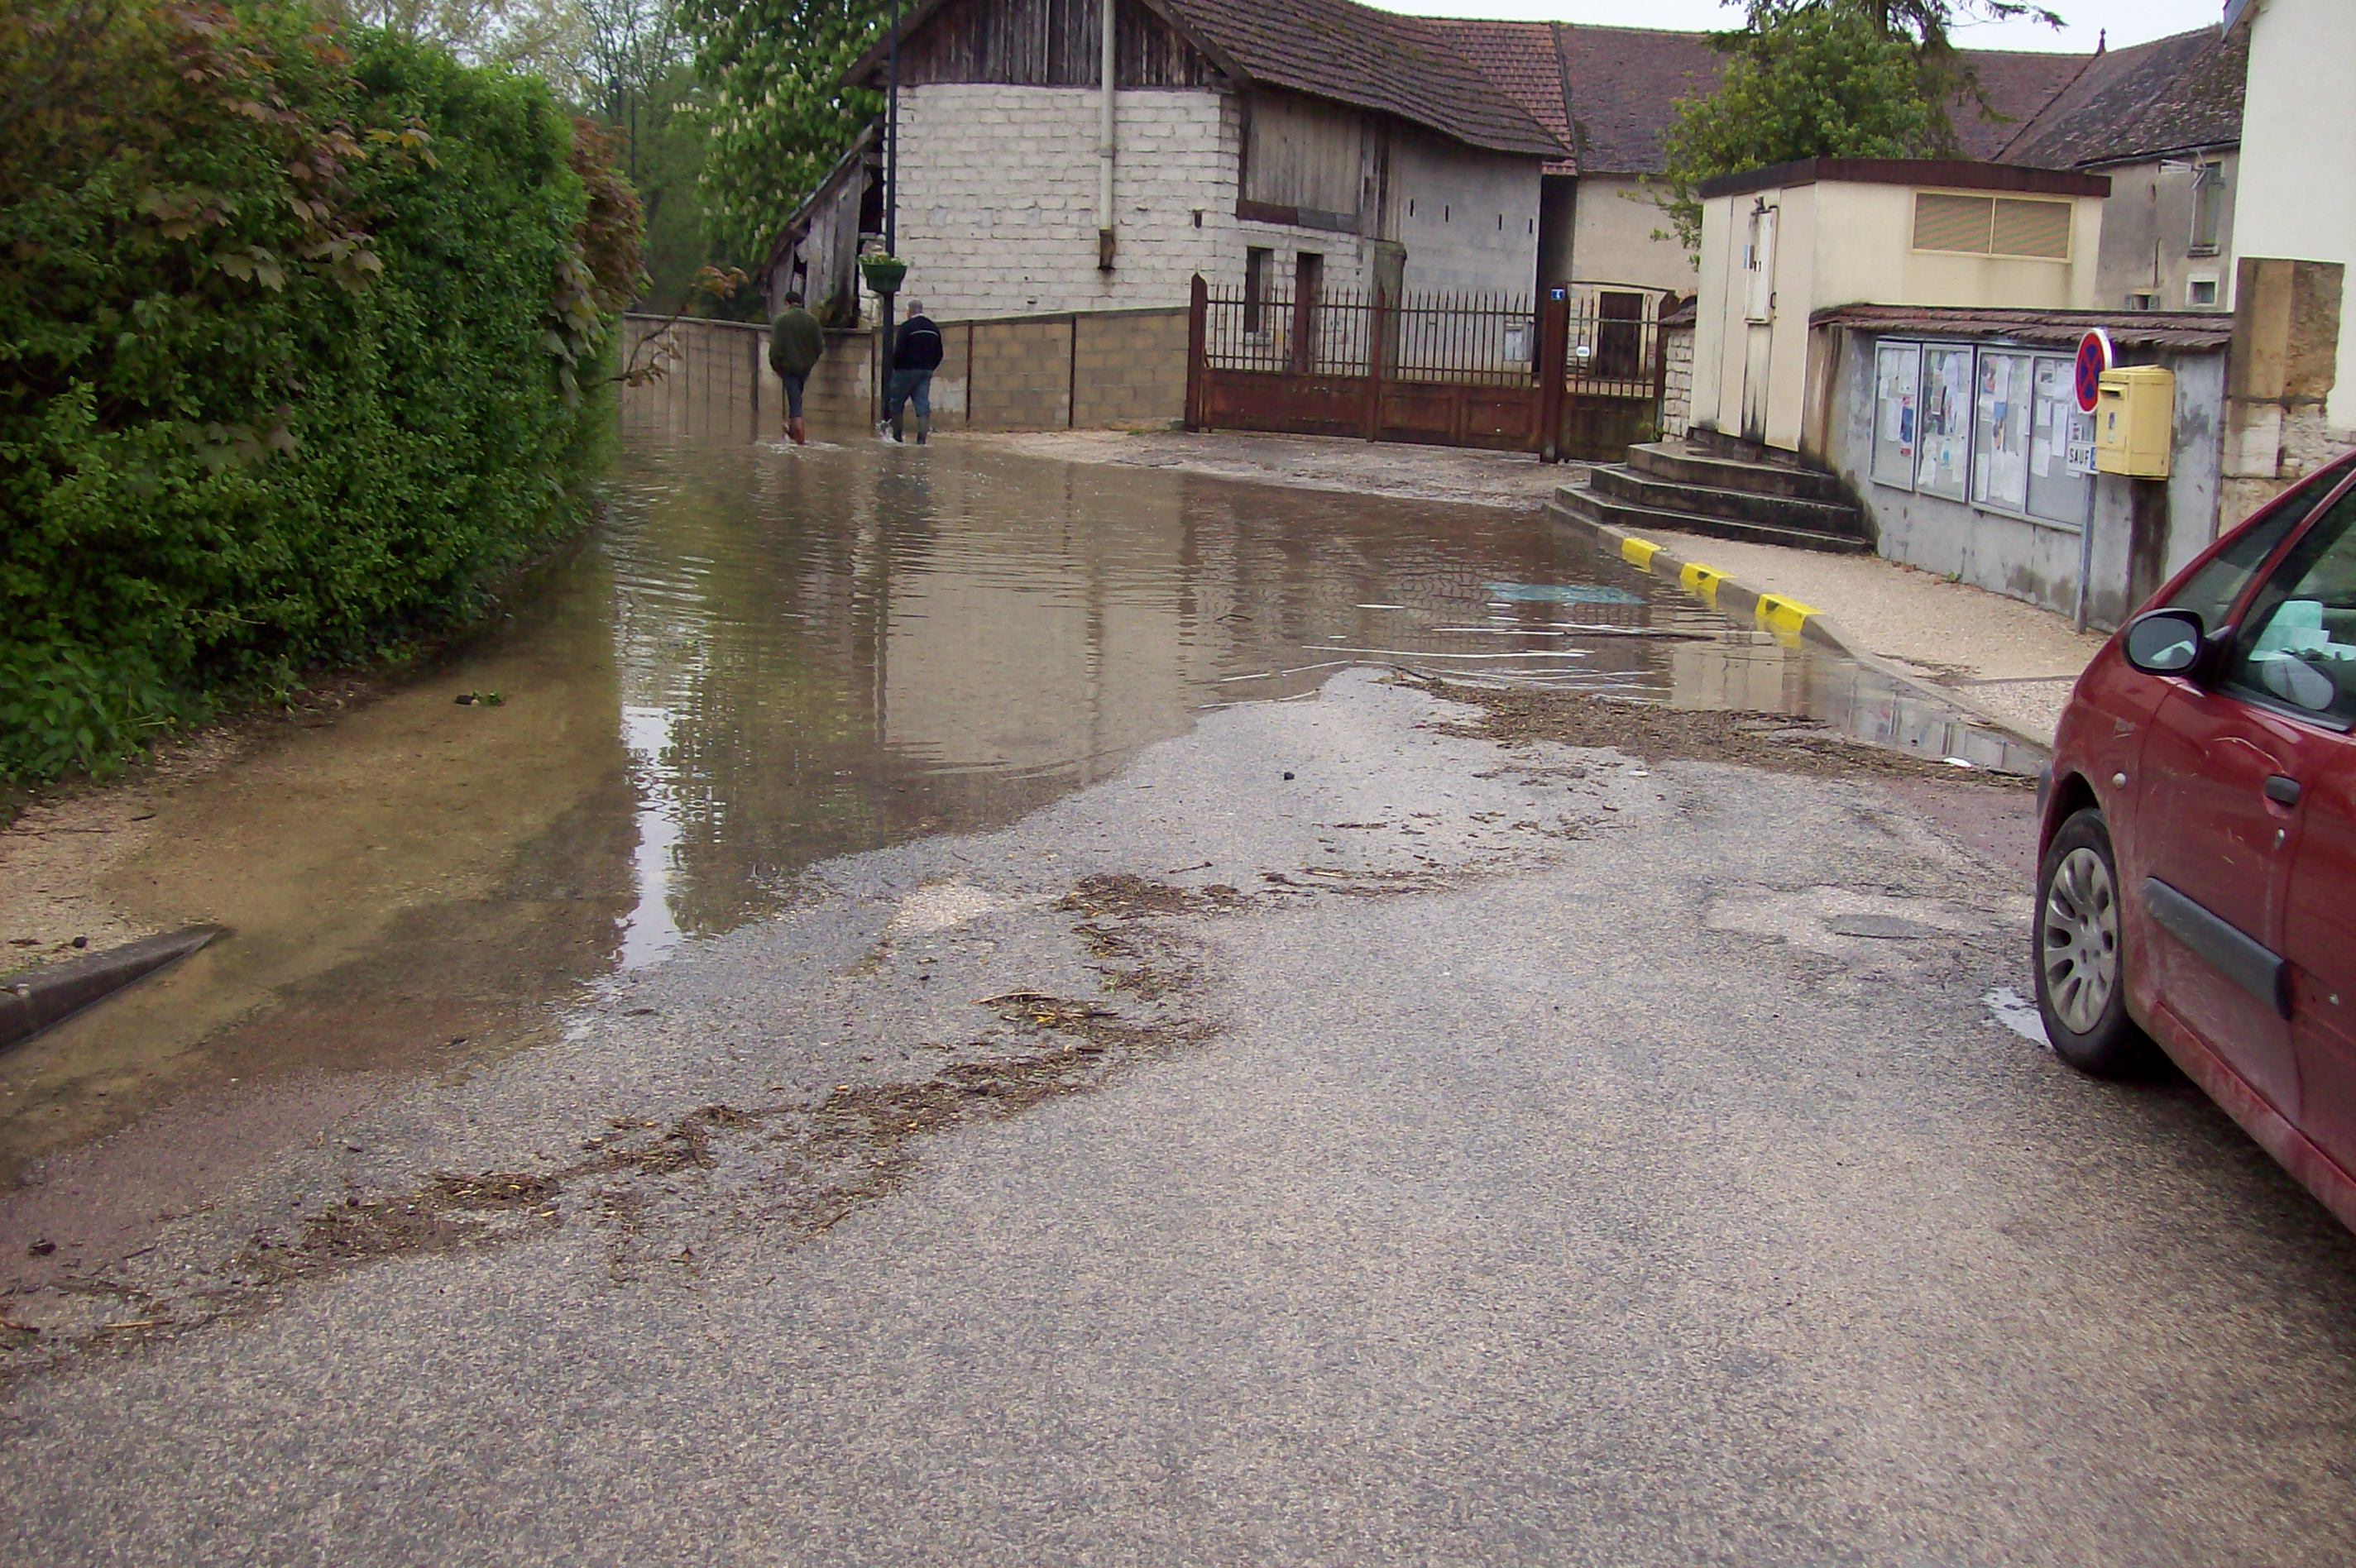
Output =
[{"x1": 1553, "y1": 438, "x2": 1873, "y2": 555}]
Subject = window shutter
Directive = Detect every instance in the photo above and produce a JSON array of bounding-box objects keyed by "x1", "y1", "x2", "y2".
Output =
[
  {"x1": 1991, "y1": 198, "x2": 2072, "y2": 259},
  {"x1": 1913, "y1": 193, "x2": 1994, "y2": 254}
]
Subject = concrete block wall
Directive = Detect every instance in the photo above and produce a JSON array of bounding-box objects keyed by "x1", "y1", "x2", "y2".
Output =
[
  {"x1": 889, "y1": 84, "x2": 1542, "y2": 321},
  {"x1": 894, "y1": 85, "x2": 1243, "y2": 318},
  {"x1": 970, "y1": 317, "x2": 1079, "y2": 429},
  {"x1": 1389, "y1": 130, "x2": 1543, "y2": 298},
  {"x1": 1071, "y1": 310, "x2": 1190, "y2": 427}
]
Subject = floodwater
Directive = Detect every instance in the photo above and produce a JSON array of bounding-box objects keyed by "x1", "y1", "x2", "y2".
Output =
[{"x1": 0, "y1": 390, "x2": 2030, "y2": 1183}]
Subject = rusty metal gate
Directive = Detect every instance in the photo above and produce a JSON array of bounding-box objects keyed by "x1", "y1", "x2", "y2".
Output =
[{"x1": 1185, "y1": 276, "x2": 1669, "y2": 462}]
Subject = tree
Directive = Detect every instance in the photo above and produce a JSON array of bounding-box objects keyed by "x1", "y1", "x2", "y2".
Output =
[
  {"x1": 686, "y1": 0, "x2": 885, "y2": 268},
  {"x1": 1851, "y1": 0, "x2": 2066, "y2": 136},
  {"x1": 1655, "y1": 0, "x2": 2047, "y2": 252}
]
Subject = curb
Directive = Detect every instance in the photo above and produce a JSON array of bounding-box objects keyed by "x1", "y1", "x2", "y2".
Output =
[
  {"x1": 1545, "y1": 499, "x2": 2057, "y2": 761},
  {"x1": 0, "y1": 927, "x2": 223, "y2": 1050}
]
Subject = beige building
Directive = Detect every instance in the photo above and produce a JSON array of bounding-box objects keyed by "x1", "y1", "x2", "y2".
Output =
[
  {"x1": 1688, "y1": 159, "x2": 2106, "y2": 453},
  {"x1": 2215, "y1": 0, "x2": 2346, "y2": 466},
  {"x1": 1996, "y1": 26, "x2": 2247, "y2": 315}
]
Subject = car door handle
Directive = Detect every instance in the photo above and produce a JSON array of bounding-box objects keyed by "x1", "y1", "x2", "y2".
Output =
[{"x1": 2264, "y1": 775, "x2": 2303, "y2": 808}]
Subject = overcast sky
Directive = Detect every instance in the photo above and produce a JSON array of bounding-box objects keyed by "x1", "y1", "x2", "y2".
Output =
[{"x1": 1367, "y1": 0, "x2": 2228, "y2": 53}]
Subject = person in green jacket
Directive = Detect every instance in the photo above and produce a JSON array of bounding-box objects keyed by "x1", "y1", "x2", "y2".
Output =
[{"x1": 768, "y1": 289, "x2": 826, "y2": 446}]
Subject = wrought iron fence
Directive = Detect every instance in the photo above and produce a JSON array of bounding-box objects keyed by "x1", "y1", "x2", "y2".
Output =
[
  {"x1": 1200, "y1": 282, "x2": 1668, "y2": 400},
  {"x1": 1203, "y1": 285, "x2": 1545, "y2": 385}
]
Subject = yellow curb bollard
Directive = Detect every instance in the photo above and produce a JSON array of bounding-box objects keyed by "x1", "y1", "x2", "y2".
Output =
[
  {"x1": 1620, "y1": 536, "x2": 1661, "y2": 571},
  {"x1": 1755, "y1": 592, "x2": 1817, "y2": 645},
  {"x1": 1679, "y1": 562, "x2": 1726, "y2": 605}
]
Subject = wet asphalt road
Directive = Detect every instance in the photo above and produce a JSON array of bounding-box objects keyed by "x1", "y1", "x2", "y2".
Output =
[{"x1": 7, "y1": 672, "x2": 2356, "y2": 1565}]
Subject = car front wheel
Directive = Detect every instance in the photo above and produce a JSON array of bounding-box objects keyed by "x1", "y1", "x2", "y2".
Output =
[{"x1": 2034, "y1": 807, "x2": 2150, "y2": 1076}]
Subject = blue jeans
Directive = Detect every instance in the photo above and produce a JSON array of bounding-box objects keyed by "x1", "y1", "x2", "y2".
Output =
[
  {"x1": 887, "y1": 367, "x2": 933, "y2": 429},
  {"x1": 779, "y1": 372, "x2": 807, "y2": 419}
]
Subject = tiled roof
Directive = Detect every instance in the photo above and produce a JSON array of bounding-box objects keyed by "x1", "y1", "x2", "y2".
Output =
[
  {"x1": 1553, "y1": 24, "x2": 1726, "y2": 175},
  {"x1": 1812, "y1": 304, "x2": 2233, "y2": 351},
  {"x1": 1166, "y1": 0, "x2": 1567, "y2": 159},
  {"x1": 1445, "y1": 23, "x2": 2087, "y2": 178},
  {"x1": 1947, "y1": 49, "x2": 2090, "y2": 160},
  {"x1": 1999, "y1": 26, "x2": 2246, "y2": 168},
  {"x1": 1422, "y1": 19, "x2": 1577, "y2": 173}
]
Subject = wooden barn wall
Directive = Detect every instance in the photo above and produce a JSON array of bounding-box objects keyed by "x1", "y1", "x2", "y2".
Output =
[
  {"x1": 900, "y1": 0, "x2": 1214, "y2": 88},
  {"x1": 1243, "y1": 92, "x2": 1375, "y2": 228}
]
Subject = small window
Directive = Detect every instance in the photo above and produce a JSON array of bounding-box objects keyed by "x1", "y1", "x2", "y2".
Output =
[
  {"x1": 2125, "y1": 290, "x2": 2160, "y2": 312},
  {"x1": 1243, "y1": 246, "x2": 1271, "y2": 336},
  {"x1": 2187, "y1": 275, "x2": 2220, "y2": 308},
  {"x1": 2191, "y1": 160, "x2": 2226, "y2": 255}
]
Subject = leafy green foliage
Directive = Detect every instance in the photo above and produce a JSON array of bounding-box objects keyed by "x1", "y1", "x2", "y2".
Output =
[
  {"x1": 687, "y1": 0, "x2": 884, "y2": 267},
  {"x1": 1657, "y1": 1, "x2": 1945, "y2": 252},
  {"x1": 0, "y1": 2, "x2": 643, "y2": 786}
]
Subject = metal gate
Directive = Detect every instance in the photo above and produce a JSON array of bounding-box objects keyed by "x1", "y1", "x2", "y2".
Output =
[{"x1": 1185, "y1": 276, "x2": 1669, "y2": 461}]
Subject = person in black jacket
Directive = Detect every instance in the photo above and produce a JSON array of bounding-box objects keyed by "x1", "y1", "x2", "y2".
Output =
[{"x1": 885, "y1": 300, "x2": 946, "y2": 444}]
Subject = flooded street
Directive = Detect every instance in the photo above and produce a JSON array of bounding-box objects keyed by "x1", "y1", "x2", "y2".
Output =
[
  {"x1": 14, "y1": 403, "x2": 2356, "y2": 1568},
  {"x1": 2, "y1": 404, "x2": 2022, "y2": 1188}
]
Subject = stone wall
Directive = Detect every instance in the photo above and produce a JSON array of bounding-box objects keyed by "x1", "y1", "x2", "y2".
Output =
[
  {"x1": 1659, "y1": 324, "x2": 1694, "y2": 438},
  {"x1": 2224, "y1": 256, "x2": 2354, "y2": 526}
]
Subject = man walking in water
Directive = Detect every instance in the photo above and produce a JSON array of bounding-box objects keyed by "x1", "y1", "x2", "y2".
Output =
[
  {"x1": 885, "y1": 299, "x2": 945, "y2": 444},
  {"x1": 768, "y1": 288, "x2": 825, "y2": 447}
]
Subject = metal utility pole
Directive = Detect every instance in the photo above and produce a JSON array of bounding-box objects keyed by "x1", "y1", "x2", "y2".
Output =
[{"x1": 879, "y1": 0, "x2": 902, "y2": 433}]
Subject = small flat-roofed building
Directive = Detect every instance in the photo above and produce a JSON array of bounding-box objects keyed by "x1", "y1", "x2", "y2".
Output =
[{"x1": 1689, "y1": 158, "x2": 2109, "y2": 453}]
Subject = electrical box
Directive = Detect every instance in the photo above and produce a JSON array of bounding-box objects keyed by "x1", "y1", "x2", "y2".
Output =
[{"x1": 2095, "y1": 365, "x2": 2173, "y2": 478}]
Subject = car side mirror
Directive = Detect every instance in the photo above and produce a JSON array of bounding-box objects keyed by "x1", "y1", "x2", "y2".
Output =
[{"x1": 2123, "y1": 609, "x2": 2209, "y2": 676}]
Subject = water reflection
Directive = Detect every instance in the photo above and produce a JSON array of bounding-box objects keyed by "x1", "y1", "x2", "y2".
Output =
[{"x1": 0, "y1": 404, "x2": 2028, "y2": 1178}]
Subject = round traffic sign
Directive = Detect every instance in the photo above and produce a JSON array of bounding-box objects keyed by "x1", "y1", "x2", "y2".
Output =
[{"x1": 2074, "y1": 328, "x2": 2113, "y2": 414}]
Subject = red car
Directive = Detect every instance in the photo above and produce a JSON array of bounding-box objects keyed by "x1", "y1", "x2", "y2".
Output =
[{"x1": 2038, "y1": 448, "x2": 2356, "y2": 1230}]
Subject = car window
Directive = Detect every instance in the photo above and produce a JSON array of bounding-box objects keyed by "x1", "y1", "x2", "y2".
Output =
[
  {"x1": 2167, "y1": 463, "x2": 2350, "y2": 628},
  {"x1": 2223, "y1": 488, "x2": 2356, "y2": 729}
]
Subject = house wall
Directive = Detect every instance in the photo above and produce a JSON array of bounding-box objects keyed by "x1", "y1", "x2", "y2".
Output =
[
  {"x1": 1659, "y1": 323, "x2": 1694, "y2": 437},
  {"x1": 2236, "y1": 0, "x2": 2356, "y2": 430},
  {"x1": 1384, "y1": 127, "x2": 1542, "y2": 296},
  {"x1": 1569, "y1": 175, "x2": 1694, "y2": 292},
  {"x1": 2090, "y1": 151, "x2": 2239, "y2": 313},
  {"x1": 1693, "y1": 179, "x2": 2102, "y2": 452},
  {"x1": 891, "y1": 83, "x2": 1540, "y2": 319},
  {"x1": 893, "y1": 84, "x2": 1246, "y2": 318},
  {"x1": 1821, "y1": 326, "x2": 2226, "y2": 629}
]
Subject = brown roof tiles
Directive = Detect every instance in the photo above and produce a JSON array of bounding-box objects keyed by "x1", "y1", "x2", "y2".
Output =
[
  {"x1": 1163, "y1": 0, "x2": 1566, "y2": 160},
  {"x1": 1999, "y1": 26, "x2": 2246, "y2": 168}
]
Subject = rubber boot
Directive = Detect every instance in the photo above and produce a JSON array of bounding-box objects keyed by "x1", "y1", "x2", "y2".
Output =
[{"x1": 916, "y1": 412, "x2": 930, "y2": 446}]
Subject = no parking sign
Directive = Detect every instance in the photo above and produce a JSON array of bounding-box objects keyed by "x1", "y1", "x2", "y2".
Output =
[{"x1": 2067, "y1": 328, "x2": 2110, "y2": 475}]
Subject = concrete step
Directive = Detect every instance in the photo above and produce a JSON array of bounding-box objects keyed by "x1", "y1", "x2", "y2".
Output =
[
  {"x1": 1551, "y1": 485, "x2": 1873, "y2": 556},
  {"x1": 1589, "y1": 464, "x2": 1868, "y2": 539},
  {"x1": 1626, "y1": 441, "x2": 1849, "y2": 505}
]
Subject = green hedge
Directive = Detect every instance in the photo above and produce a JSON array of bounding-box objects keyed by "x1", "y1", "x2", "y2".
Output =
[{"x1": 0, "y1": 3, "x2": 641, "y2": 786}]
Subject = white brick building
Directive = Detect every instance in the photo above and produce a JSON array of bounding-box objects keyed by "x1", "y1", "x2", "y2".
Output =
[{"x1": 830, "y1": 0, "x2": 1563, "y2": 320}]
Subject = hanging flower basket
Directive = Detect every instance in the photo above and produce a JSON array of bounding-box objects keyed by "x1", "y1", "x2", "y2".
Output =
[{"x1": 860, "y1": 255, "x2": 907, "y2": 296}]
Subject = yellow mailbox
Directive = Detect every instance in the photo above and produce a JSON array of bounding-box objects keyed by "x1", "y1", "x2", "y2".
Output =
[{"x1": 2095, "y1": 365, "x2": 2173, "y2": 478}]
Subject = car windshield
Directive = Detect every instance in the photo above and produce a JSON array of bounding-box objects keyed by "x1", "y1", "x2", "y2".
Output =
[
  {"x1": 2224, "y1": 487, "x2": 2356, "y2": 726},
  {"x1": 2168, "y1": 461, "x2": 2353, "y2": 629}
]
